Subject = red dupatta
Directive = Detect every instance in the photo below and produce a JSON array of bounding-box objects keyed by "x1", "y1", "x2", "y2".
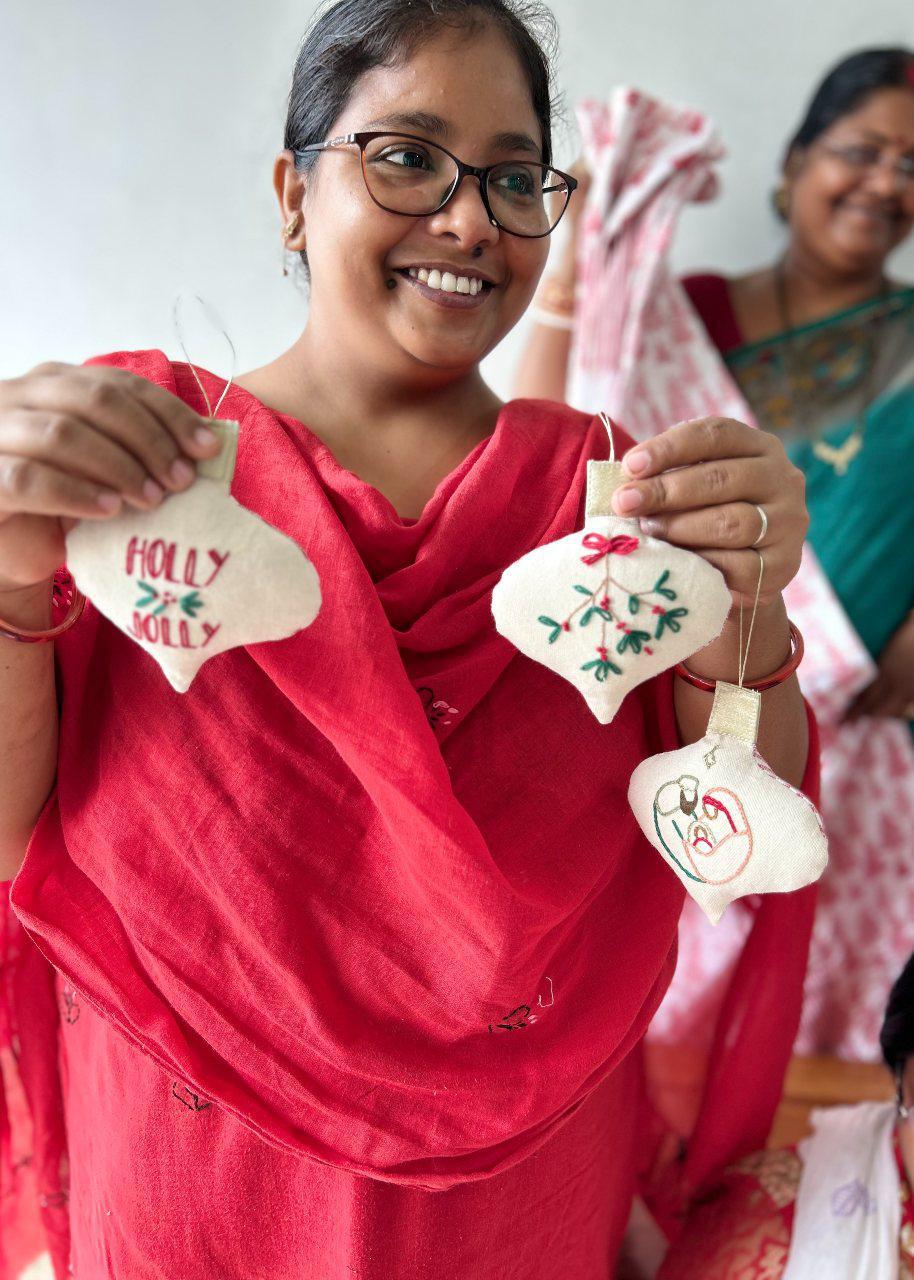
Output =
[{"x1": 2, "y1": 350, "x2": 818, "y2": 1269}]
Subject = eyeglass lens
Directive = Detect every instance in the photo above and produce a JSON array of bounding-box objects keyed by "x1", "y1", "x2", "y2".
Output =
[{"x1": 359, "y1": 135, "x2": 570, "y2": 236}]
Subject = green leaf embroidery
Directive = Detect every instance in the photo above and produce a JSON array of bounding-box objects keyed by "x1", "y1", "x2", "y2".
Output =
[
  {"x1": 654, "y1": 569, "x2": 677, "y2": 601},
  {"x1": 628, "y1": 596, "x2": 641, "y2": 615},
  {"x1": 580, "y1": 608, "x2": 595, "y2": 627},
  {"x1": 180, "y1": 591, "x2": 204, "y2": 619},
  {"x1": 538, "y1": 616, "x2": 562, "y2": 644},
  {"x1": 581, "y1": 658, "x2": 622, "y2": 681},
  {"x1": 616, "y1": 628, "x2": 653, "y2": 656},
  {"x1": 135, "y1": 581, "x2": 157, "y2": 609},
  {"x1": 573, "y1": 584, "x2": 592, "y2": 595},
  {"x1": 655, "y1": 607, "x2": 689, "y2": 639}
]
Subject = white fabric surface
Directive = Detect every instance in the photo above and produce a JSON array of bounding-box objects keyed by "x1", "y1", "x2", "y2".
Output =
[{"x1": 783, "y1": 1103, "x2": 900, "y2": 1280}]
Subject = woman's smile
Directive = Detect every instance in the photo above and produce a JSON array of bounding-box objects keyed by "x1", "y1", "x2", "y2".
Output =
[{"x1": 395, "y1": 264, "x2": 496, "y2": 309}]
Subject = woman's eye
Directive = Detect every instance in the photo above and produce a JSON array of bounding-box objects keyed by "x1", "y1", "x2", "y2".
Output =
[
  {"x1": 493, "y1": 168, "x2": 537, "y2": 198},
  {"x1": 379, "y1": 148, "x2": 432, "y2": 170},
  {"x1": 841, "y1": 145, "x2": 881, "y2": 167}
]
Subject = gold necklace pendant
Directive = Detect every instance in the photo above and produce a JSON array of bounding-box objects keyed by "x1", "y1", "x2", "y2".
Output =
[{"x1": 812, "y1": 429, "x2": 863, "y2": 476}]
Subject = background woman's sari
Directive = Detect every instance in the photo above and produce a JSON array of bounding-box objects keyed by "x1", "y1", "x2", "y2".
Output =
[{"x1": 689, "y1": 277, "x2": 914, "y2": 1061}]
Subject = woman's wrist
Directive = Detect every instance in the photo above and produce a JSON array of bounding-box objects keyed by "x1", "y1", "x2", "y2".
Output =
[
  {"x1": 684, "y1": 596, "x2": 793, "y2": 686},
  {"x1": 0, "y1": 578, "x2": 55, "y2": 631}
]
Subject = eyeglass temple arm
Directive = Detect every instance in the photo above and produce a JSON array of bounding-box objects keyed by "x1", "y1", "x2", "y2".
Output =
[{"x1": 294, "y1": 134, "x2": 358, "y2": 157}]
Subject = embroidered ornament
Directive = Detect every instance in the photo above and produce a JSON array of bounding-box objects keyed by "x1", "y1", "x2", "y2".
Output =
[
  {"x1": 628, "y1": 681, "x2": 828, "y2": 923},
  {"x1": 492, "y1": 426, "x2": 731, "y2": 724},
  {"x1": 66, "y1": 420, "x2": 321, "y2": 693}
]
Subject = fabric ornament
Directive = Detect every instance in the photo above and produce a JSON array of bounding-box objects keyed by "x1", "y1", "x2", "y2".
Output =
[
  {"x1": 628, "y1": 680, "x2": 828, "y2": 924},
  {"x1": 492, "y1": 420, "x2": 732, "y2": 724},
  {"x1": 66, "y1": 420, "x2": 322, "y2": 693}
]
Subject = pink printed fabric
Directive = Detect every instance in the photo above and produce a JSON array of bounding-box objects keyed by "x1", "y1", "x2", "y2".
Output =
[
  {"x1": 0, "y1": 351, "x2": 820, "y2": 1278},
  {"x1": 569, "y1": 88, "x2": 914, "y2": 1065}
]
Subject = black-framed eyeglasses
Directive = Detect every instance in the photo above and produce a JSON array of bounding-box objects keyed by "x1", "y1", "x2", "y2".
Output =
[{"x1": 294, "y1": 131, "x2": 578, "y2": 239}]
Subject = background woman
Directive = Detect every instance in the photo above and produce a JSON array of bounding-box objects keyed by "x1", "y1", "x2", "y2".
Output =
[
  {"x1": 0, "y1": 2, "x2": 816, "y2": 1276},
  {"x1": 517, "y1": 46, "x2": 914, "y2": 1061}
]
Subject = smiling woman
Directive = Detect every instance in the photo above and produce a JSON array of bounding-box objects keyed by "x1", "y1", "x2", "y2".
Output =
[{"x1": 0, "y1": 2, "x2": 820, "y2": 1278}]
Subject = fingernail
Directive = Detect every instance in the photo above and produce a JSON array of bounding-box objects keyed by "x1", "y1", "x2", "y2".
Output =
[
  {"x1": 195, "y1": 426, "x2": 219, "y2": 448},
  {"x1": 641, "y1": 518, "x2": 662, "y2": 536},
  {"x1": 97, "y1": 491, "x2": 122, "y2": 513},
  {"x1": 623, "y1": 449, "x2": 651, "y2": 476},
  {"x1": 614, "y1": 487, "x2": 643, "y2": 514},
  {"x1": 142, "y1": 478, "x2": 165, "y2": 505},
  {"x1": 170, "y1": 459, "x2": 196, "y2": 487}
]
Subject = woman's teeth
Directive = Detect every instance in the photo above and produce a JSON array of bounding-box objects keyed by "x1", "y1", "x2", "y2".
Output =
[{"x1": 407, "y1": 267, "x2": 485, "y2": 296}]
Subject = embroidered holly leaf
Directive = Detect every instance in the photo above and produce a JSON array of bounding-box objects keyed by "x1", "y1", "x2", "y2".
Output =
[
  {"x1": 180, "y1": 591, "x2": 204, "y2": 619},
  {"x1": 581, "y1": 658, "x2": 622, "y2": 681},
  {"x1": 135, "y1": 581, "x2": 158, "y2": 609},
  {"x1": 653, "y1": 569, "x2": 677, "y2": 601},
  {"x1": 616, "y1": 628, "x2": 653, "y2": 655},
  {"x1": 594, "y1": 607, "x2": 614, "y2": 621},
  {"x1": 573, "y1": 584, "x2": 593, "y2": 595},
  {"x1": 580, "y1": 608, "x2": 595, "y2": 626},
  {"x1": 628, "y1": 595, "x2": 641, "y2": 615},
  {"x1": 538, "y1": 616, "x2": 563, "y2": 644},
  {"x1": 655, "y1": 607, "x2": 689, "y2": 639}
]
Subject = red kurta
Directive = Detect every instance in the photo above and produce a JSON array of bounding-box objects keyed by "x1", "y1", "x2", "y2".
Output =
[{"x1": 2, "y1": 352, "x2": 819, "y2": 1278}]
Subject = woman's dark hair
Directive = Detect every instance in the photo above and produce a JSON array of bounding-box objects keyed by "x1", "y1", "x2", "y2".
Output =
[
  {"x1": 284, "y1": 0, "x2": 558, "y2": 173},
  {"x1": 880, "y1": 949, "x2": 914, "y2": 1076},
  {"x1": 787, "y1": 46, "x2": 914, "y2": 156}
]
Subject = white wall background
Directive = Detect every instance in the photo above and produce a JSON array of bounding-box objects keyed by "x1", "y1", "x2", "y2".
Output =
[{"x1": 1, "y1": 0, "x2": 912, "y2": 396}]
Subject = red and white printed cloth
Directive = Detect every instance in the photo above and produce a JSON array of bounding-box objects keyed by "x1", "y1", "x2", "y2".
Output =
[{"x1": 568, "y1": 86, "x2": 914, "y2": 1063}]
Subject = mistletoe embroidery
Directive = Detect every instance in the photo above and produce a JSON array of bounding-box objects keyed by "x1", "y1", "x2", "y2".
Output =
[
  {"x1": 537, "y1": 535, "x2": 690, "y2": 682},
  {"x1": 135, "y1": 581, "x2": 206, "y2": 619}
]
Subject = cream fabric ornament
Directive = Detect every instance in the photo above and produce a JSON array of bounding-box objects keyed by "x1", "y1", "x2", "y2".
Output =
[
  {"x1": 66, "y1": 420, "x2": 322, "y2": 693},
  {"x1": 492, "y1": 418, "x2": 731, "y2": 724},
  {"x1": 628, "y1": 680, "x2": 828, "y2": 924}
]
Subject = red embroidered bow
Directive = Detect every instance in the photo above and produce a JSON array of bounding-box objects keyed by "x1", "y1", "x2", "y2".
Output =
[{"x1": 580, "y1": 534, "x2": 640, "y2": 565}]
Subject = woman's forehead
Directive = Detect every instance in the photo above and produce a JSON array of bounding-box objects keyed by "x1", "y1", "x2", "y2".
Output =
[
  {"x1": 332, "y1": 28, "x2": 544, "y2": 154},
  {"x1": 829, "y1": 87, "x2": 914, "y2": 143}
]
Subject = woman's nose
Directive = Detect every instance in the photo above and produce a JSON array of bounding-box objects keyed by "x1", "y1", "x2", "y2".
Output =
[{"x1": 426, "y1": 175, "x2": 500, "y2": 247}]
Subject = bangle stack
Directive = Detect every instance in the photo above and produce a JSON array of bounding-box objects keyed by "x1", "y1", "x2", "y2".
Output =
[
  {"x1": 532, "y1": 276, "x2": 577, "y2": 331},
  {"x1": 0, "y1": 568, "x2": 85, "y2": 644}
]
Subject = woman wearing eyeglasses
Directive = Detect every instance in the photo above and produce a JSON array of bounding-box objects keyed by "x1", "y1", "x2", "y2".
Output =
[{"x1": 0, "y1": 3, "x2": 817, "y2": 1277}]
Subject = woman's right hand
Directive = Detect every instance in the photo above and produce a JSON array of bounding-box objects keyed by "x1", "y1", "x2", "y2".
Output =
[{"x1": 0, "y1": 362, "x2": 222, "y2": 593}]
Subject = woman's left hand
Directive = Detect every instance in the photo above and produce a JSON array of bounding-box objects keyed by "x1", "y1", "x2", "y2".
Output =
[
  {"x1": 612, "y1": 417, "x2": 808, "y2": 605},
  {"x1": 844, "y1": 614, "x2": 914, "y2": 722}
]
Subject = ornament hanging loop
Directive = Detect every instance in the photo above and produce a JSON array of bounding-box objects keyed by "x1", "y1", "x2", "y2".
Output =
[
  {"x1": 172, "y1": 292, "x2": 237, "y2": 421},
  {"x1": 598, "y1": 411, "x2": 616, "y2": 463},
  {"x1": 737, "y1": 550, "x2": 766, "y2": 689}
]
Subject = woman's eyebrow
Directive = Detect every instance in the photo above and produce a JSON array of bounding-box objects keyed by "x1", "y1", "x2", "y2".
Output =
[
  {"x1": 852, "y1": 127, "x2": 914, "y2": 152},
  {"x1": 361, "y1": 113, "x2": 541, "y2": 157},
  {"x1": 363, "y1": 111, "x2": 449, "y2": 135}
]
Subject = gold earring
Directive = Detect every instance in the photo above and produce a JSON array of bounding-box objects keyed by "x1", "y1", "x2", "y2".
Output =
[
  {"x1": 282, "y1": 214, "x2": 302, "y2": 278},
  {"x1": 282, "y1": 214, "x2": 301, "y2": 242}
]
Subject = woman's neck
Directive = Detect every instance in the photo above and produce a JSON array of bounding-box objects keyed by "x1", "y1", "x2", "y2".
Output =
[
  {"x1": 778, "y1": 243, "x2": 888, "y2": 327},
  {"x1": 237, "y1": 328, "x2": 502, "y2": 519}
]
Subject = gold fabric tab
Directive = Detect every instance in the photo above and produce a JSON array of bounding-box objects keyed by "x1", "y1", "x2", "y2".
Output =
[
  {"x1": 197, "y1": 420, "x2": 240, "y2": 489},
  {"x1": 585, "y1": 460, "x2": 626, "y2": 518},
  {"x1": 708, "y1": 681, "x2": 761, "y2": 745}
]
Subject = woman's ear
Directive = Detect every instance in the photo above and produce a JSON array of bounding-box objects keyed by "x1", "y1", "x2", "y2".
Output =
[{"x1": 274, "y1": 151, "x2": 308, "y2": 253}]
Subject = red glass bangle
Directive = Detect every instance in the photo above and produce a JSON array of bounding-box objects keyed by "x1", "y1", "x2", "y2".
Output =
[
  {"x1": 0, "y1": 568, "x2": 86, "y2": 644},
  {"x1": 675, "y1": 620, "x2": 804, "y2": 693}
]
